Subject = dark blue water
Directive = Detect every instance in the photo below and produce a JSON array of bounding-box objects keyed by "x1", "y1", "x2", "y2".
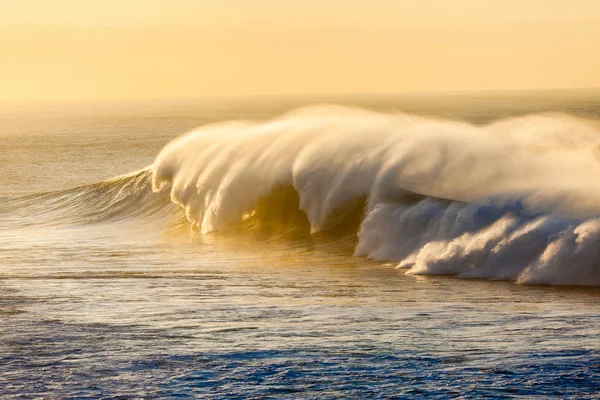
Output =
[{"x1": 3, "y1": 320, "x2": 599, "y2": 398}]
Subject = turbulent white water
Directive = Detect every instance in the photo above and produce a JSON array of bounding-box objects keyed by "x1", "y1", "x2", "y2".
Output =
[{"x1": 151, "y1": 106, "x2": 600, "y2": 286}]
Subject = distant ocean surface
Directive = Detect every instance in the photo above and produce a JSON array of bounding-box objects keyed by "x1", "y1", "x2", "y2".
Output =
[{"x1": 2, "y1": 91, "x2": 600, "y2": 398}]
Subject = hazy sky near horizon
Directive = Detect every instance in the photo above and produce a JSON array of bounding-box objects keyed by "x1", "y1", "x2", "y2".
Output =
[{"x1": 1, "y1": 0, "x2": 599, "y2": 101}]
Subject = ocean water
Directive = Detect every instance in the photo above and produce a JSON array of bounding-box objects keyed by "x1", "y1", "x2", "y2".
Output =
[{"x1": 2, "y1": 91, "x2": 600, "y2": 398}]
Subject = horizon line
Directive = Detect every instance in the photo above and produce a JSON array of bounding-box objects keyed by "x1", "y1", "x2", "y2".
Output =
[{"x1": 2, "y1": 86, "x2": 600, "y2": 106}]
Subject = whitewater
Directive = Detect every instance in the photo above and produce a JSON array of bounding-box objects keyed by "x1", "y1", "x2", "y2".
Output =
[
  {"x1": 146, "y1": 105, "x2": 600, "y2": 286},
  {"x1": 2, "y1": 94, "x2": 600, "y2": 398}
]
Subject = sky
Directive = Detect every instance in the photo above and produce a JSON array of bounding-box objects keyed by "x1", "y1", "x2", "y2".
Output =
[{"x1": 0, "y1": 0, "x2": 599, "y2": 101}]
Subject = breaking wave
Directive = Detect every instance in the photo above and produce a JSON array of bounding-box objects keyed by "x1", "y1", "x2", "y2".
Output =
[
  {"x1": 152, "y1": 106, "x2": 600, "y2": 286},
  {"x1": 7, "y1": 105, "x2": 600, "y2": 286}
]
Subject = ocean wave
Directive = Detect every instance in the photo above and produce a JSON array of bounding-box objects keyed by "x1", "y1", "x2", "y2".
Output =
[
  {"x1": 0, "y1": 170, "x2": 176, "y2": 228},
  {"x1": 7, "y1": 105, "x2": 600, "y2": 286},
  {"x1": 151, "y1": 105, "x2": 600, "y2": 286}
]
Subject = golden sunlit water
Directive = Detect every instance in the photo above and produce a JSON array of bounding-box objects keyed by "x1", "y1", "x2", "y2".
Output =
[{"x1": 2, "y1": 93, "x2": 600, "y2": 398}]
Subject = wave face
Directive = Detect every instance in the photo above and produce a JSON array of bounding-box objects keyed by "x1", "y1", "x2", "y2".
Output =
[
  {"x1": 0, "y1": 170, "x2": 179, "y2": 231},
  {"x1": 148, "y1": 105, "x2": 600, "y2": 286}
]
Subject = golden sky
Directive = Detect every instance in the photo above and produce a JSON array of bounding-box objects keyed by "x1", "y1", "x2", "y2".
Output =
[{"x1": 1, "y1": 0, "x2": 599, "y2": 101}]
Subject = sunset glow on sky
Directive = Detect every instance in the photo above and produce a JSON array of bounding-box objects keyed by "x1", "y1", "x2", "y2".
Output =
[{"x1": 1, "y1": 0, "x2": 599, "y2": 100}]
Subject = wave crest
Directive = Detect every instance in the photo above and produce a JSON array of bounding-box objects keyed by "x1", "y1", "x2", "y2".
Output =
[{"x1": 148, "y1": 105, "x2": 600, "y2": 285}]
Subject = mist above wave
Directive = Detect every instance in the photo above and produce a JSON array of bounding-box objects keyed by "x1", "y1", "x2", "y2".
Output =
[{"x1": 143, "y1": 105, "x2": 600, "y2": 285}]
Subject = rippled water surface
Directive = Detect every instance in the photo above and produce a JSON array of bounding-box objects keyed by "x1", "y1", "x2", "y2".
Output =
[{"x1": 2, "y1": 93, "x2": 600, "y2": 398}]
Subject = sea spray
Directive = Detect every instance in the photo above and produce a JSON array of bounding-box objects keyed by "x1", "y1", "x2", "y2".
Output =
[{"x1": 151, "y1": 106, "x2": 600, "y2": 285}]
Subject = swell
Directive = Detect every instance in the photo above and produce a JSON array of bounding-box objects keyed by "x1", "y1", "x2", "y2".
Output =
[{"x1": 0, "y1": 169, "x2": 178, "y2": 229}]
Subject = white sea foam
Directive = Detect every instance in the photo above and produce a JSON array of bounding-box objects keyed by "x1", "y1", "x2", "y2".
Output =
[{"x1": 152, "y1": 106, "x2": 600, "y2": 285}]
